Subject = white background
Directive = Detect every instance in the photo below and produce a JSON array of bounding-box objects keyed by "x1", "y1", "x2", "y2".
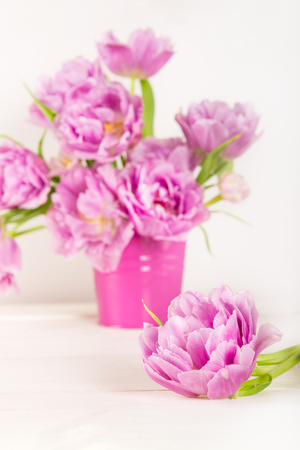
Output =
[{"x1": 0, "y1": 0, "x2": 299, "y2": 314}]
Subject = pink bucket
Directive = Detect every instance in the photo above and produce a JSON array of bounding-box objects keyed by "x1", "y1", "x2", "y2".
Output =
[{"x1": 94, "y1": 234, "x2": 186, "y2": 328}]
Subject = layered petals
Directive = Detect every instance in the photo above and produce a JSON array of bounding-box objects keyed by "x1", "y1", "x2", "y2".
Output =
[
  {"x1": 0, "y1": 141, "x2": 50, "y2": 210},
  {"x1": 128, "y1": 137, "x2": 194, "y2": 172},
  {"x1": 139, "y1": 285, "x2": 282, "y2": 399},
  {"x1": 117, "y1": 159, "x2": 210, "y2": 241},
  {"x1": 176, "y1": 100, "x2": 260, "y2": 162},
  {"x1": 54, "y1": 82, "x2": 143, "y2": 162},
  {"x1": 46, "y1": 165, "x2": 134, "y2": 272},
  {"x1": 29, "y1": 57, "x2": 105, "y2": 127},
  {"x1": 97, "y1": 29, "x2": 173, "y2": 79},
  {"x1": 219, "y1": 172, "x2": 250, "y2": 203}
]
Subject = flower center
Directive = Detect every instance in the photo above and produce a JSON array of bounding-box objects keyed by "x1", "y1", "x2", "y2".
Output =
[
  {"x1": 104, "y1": 120, "x2": 124, "y2": 139},
  {"x1": 81, "y1": 213, "x2": 117, "y2": 236}
]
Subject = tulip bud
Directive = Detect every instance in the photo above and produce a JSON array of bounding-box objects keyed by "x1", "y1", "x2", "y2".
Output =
[{"x1": 219, "y1": 172, "x2": 250, "y2": 203}]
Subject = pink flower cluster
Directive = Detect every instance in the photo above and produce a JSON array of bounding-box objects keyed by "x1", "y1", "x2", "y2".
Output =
[
  {"x1": 0, "y1": 28, "x2": 261, "y2": 294},
  {"x1": 139, "y1": 285, "x2": 282, "y2": 399}
]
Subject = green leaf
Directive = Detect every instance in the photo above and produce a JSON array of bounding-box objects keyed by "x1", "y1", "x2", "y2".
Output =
[
  {"x1": 0, "y1": 134, "x2": 23, "y2": 147},
  {"x1": 256, "y1": 345, "x2": 300, "y2": 366},
  {"x1": 215, "y1": 159, "x2": 234, "y2": 178},
  {"x1": 204, "y1": 194, "x2": 222, "y2": 208},
  {"x1": 131, "y1": 77, "x2": 135, "y2": 95},
  {"x1": 265, "y1": 349, "x2": 300, "y2": 379},
  {"x1": 142, "y1": 300, "x2": 164, "y2": 326},
  {"x1": 86, "y1": 160, "x2": 95, "y2": 168},
  {"x1": 24, "y1": 83, "x2": 57, "y2": 122},
  {"x1": 210, "y1": 209, "x2": 251, "y2": 226},
  {"x1": 251, "y1": 365, "x2": 273, "y2": 377},
  {"x1": 140, "y1": 79, "x2": 154, "y2": 138},
  {"x1": 199, "y1": 225, "x2": 214, "y2": 256},
  {"x1": 197, "y1": 135, "x2": 240, "y2": 185},
  {"x1": 38, "y1": 129, "x2": 47, "y2": 159},
  {"x1": 238, "y1": 374, "x2": 272, "y2": 397}
]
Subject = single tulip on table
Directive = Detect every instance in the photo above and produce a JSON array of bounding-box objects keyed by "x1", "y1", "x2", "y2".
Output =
[{"x1": 139, "y1": 285, "x2": 300, "y2": 399}]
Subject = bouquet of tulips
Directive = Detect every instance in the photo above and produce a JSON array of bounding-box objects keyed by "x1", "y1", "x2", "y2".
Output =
[{"x1": 0, "y1": 29, "x2": 260, "y2": 295}]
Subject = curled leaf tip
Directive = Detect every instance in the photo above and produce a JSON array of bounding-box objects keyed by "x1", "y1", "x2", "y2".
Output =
[{"x1": 142, "y1": 299, "x2": 164, "y2": 326}]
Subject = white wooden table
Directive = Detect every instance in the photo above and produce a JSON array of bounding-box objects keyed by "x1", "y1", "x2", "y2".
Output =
[{"x1": 0, "y1": 304, "x2": 299, "y2": 450}]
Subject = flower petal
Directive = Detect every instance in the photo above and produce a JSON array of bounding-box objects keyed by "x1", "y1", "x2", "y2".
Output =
[
  {"x1": 255, "y1": 323, "x2": 283, "y2": 357},
  {"x1": 207, "y1": 364, "x2": 252, "y2": 399},
  {"x1": 143, "y1": 361, "x2": 198, "y2": 397}
]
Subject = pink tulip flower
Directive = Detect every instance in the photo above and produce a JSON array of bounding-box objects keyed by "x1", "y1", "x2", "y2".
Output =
[
  {"x1": 29, "y1": 57, "x2": 105, "y2": 128},
  {"x1": 97, "y1": 29, "x2": 173, "y2": 79},
  {"x1": 54, "y1": 82, "x2": 143, "y2": 162},
  {"x1": 46, "y1": 166, "x2": 134, "y2": 272},
  {"x1": 128, "y1": 137, "x2": 195, "y2": 171},
  {"x1": 139, "y1": 285, "x2": 282, "y2": 399},
  {"x1": 176, "y1": 101, "x2": 260, "y2": 161},
  {"x1": 0, "y1": 231, "x2": 21, "y2": 295},
  {"x1": 118, "y1": 159, "x2": 210, "y2": 241},
  {"x1": 0, "y1": 140, "x2": 50, "y2": 210}
]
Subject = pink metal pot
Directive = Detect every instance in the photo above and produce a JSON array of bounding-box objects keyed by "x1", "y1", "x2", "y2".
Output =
[{"x1": 94, "y1": 233, "x2": 186, "y2": 328}]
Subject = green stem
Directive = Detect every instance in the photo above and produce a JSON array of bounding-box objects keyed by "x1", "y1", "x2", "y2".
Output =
[
  {"x1": 210, "y1": 210, "x2": 251, "y2": 226},
  {"x1": 131, "y1": 78, "x2": 135, "y2": 95},
  {"x1": 11, "y1": 204, "x2": 50, "y2": 230},
  {"x1": 0, "y1": 134, "x2": 23, "y2": 147},
  {"x1": 204, "y1": 184, "x2": 217, "y2": 190},
  {"x1": 38, "y1": 129, "x2": 47, "y2": 159},
  {"x1": 140, "y1": 79, "x2": 154, "y2": 138},
  {"x1": 205, "y1": 194, "x2": 222, "y2": 207},
  {"x1": 251, "y1": 365, "x2": 274, "y2": 377},
  {"x1": 8, "y1": 225, "x2": 45, "y2": 238},
  {"x1": 265, "y1": 349, "x2": 300, "y2": 379},
  {"x1": 0, "y1": 208, "x2": 29, "y2": 225},
  {"x1": 199, "y1": 225, "x2": 214, "y2": 256}
]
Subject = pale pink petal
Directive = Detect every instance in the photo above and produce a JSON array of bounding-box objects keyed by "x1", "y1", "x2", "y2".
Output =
[
  {"x1": 206, "y1": 365, "x2": 251, "y2": 399},
  {"x1": 255, "y1": 323, "x2": 283, "y2": 357},
  {"x1": 143, "y1": 361, "x2": 198, "y2": 397},
  {"x1": 178, "y1": 369, "x2": 215, "y2": 396}
]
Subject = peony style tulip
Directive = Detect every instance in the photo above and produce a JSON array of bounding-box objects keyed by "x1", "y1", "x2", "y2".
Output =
[
  {"x1": 97, "y1": 29, "x2": 173, "y2": 79},
  {"x1": 0, "y1": 141, "x2": 51, "y2": 210},
  {"x1": 128, "y1": 137, "x2": 195, "y2": 172},
  {"x1": 0, "y1": 232, "x2": 21, "y2": 295},
  {"x1": 54, "y1": 82, "x2": 143, "y2": 162},
  {"x1": 46, "y1": 165, "x2": 134, "y2": 272},
  {"x1": 29, "y1": 57, "x2": 105, "y2": 128},
  {"x1": 118, "y1": 159, "x2": 210, "y2": 241},
  {"x1": 176, "y1": 101, "x2": 260, "y2": 161},
  {"x1": 48, "y1": 152, "x2": 80, "y2": 178},
  {"x1": 139, "y1": 285, "x2": 282, "y2": 399},
  {"x1": 219, "y1": 172, "x2": 250, "y2": 203}
]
